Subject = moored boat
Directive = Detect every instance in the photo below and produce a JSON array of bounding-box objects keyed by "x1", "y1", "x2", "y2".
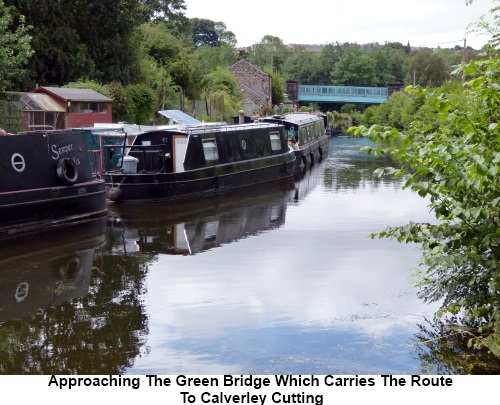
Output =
[
  {"x1": 101, "y1": 121, "x2": 296, "y2": 203},
  {"x1": 0, "y1": 130, "x2": 107, "y2": 239},
  {"x1": 259, "y1": 112, "x2": 330, "y2": 167}
]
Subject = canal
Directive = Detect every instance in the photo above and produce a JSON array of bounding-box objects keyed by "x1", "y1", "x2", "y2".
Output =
[{"x1": 0, "y1": 136, "x2": 451, "y2": 374}]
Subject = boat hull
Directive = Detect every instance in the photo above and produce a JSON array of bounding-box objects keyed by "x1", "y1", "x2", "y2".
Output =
[
  {"x1": 293, "y1": 134, "x2": 330, "y2": 167},
  {"x1": 103, "y1": 151, "x2": 296, "y2": 203},
  {"x1": 0, "y1": 130, "x2": 107, "y2": 239}
]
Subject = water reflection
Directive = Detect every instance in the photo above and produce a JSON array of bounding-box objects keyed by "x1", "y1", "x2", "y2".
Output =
[
  {"x1": 106, "y1": 179, "x2": 295, "y2": 256},
  {"x1": 413, "y1": 317, "x2": 500, "y2": 374},
  {"x1": 0, "y1": 218, "x2": 107, "y2": 324},
  {"x1": 0, "y1": 217, "x2": 149, "y2": 374}
]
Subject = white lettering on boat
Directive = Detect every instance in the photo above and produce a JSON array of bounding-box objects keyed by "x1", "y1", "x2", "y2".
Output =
[{"x1": 51, "y1": 143, "x2": 74, "y2": 160}]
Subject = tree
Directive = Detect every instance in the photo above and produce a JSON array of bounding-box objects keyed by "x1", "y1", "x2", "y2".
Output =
[
  {"x1": 315, "y1": 43, "x2": 344, "y2": 84},
  {"x1": 5, "y1": 0, "x2": 145, "y2": 86},
  {"x1": 139, "y1": 0, "x2": 186, "y2": 22},
  {"x1": 214, "y1": 21, "x2": 236, "y2": 47},
  {"x1": 194, "y1": 44, "x2": 238, "y2": 76},
  {"x1": 0, "y1": 0, "x2": 33, "y2": 94},
  {"x1": 138, "y1": 22, "x2": 183, "y2": 67},
  {"x1": 331, "y1": 44, "x2": 377, "y2": 86},
  {"x1": 373, "y1": 43, "x2": 406, "y2": 85},
  {"x1": 247, "y1": 35, "x2": 287, "y2": 72},
  {"x1": 191, "y1": 18, "x2": 219, "y2": 47},
  {"x1": 352, "y1": 47, "x2": 500, "y2": 356},
  {"x1": 404, "y1": 48, "x2": 449, "y2": 87},
  {"x1": 266, "y1": 68, "x2": 285, "y2": 105},
  {"x1": 281, "y1": 50, "x2": 318, "y2": 84},
  {"x1": 200, "y1": 66, "x2": 241, "y2": 120}
]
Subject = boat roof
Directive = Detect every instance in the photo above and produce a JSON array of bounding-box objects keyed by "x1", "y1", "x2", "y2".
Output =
[
  {"x1": 261, "y1": 113, "x2": 323, "y2": 125},
  {"x1": 185, "y1": 122, "x2": 282, "y2": 135}
]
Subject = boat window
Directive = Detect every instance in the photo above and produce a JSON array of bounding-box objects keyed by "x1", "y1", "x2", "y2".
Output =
[
  {"x1": 202, "y1": 138, "x2": 218, "y2": 161},
  {"x1": 270, "y1": 132, "x2": 281, "y2": 150}
]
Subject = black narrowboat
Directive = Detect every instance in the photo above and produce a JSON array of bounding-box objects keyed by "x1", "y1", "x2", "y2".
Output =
[
  {"x1": 0, "y1": 130, "x2": 107, "y2": 239},
  {"x1": 101, "y1": 122, "x2": 296, "y2": 203},
  {"x1": 259, "y1": 112, "x2": 330, "y2": 167}
]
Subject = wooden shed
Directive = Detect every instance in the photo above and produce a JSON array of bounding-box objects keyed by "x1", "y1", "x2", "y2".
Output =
[{"x1": 33, "y1": 87, "x2": 113, "y2": 128}]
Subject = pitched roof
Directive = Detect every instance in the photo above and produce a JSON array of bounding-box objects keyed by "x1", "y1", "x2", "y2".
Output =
[
  {"x1": 35, "y1": 86, "x2": 112, "y2": 102},
  {"x1": 229, "y1": 60, "x2": 270, "y2": 77}
]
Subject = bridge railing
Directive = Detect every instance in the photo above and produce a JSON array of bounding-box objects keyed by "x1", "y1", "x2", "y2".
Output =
[{"x1": 299, "y1": 85, "x2": 388, "y2": 97}]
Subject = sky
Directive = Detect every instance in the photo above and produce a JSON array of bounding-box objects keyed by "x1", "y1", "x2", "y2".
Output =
[{"x1": 183, "y1": 0, "x2": 495, "y2": 49}]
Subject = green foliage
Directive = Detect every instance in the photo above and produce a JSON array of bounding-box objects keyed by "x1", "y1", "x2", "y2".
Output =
[
  {"x1": 263, "y1": 68, "x2": 286, "y2": 105},
  {"x1": 340, "y1": 103, "x2": 356, "y2": 114},
  {"x1": 327, "y1": 110, "x2": 352, "y2": 129},
  {"x1": 139, "y1": 0, "x2": 187, "y2": 23},
  {"x1": 0, "y1": 0, "x2": 33, "y2": 94},
  {"x1": 359, "y1": 83, "x2": 466, "y2": 131},
  {"x1": 246, "y1": 35, "x2": 288, "y2": 72},
  {"x1": 194, "y1": 44, "x2": 238, "y2": 76},
  {"x1": 200, "y1": 67, "x2": 241, "y2": 121},
  {"x1": 191, "y1": 18, "x2": 220, "y2": 47},
  {"x1": 331, "y1": 44, "x2": 377, "y2": 86},
  {"x1": 352, "y1": 49, "x2": 500, "y2": 355},
  {"x1": 404, "y1": 48, "x2": 450, "y2": 87},
  {"x1": 281, "y1": 51, "x2": 315, "y2": 83},
  {"x1": 138, "y1": 22, "x2": 183, "y2": 68},
  {"x1": 125, "y1": 84, "x2": 156, "y2": 125}
]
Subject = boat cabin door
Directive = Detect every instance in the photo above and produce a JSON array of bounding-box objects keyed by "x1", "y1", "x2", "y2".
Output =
[{"x1": 173, "y1": 135, "x2": 188, "y2": 173}]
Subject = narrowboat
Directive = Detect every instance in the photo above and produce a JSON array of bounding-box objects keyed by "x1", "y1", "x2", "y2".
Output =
[
  {"x1": 259, "y1": 112, "x2": 330, "y2": 167},
  {"x1": 101, "y1": 122, "x2": 296, "y2": 203},
  {"x1": 0, "y1": 130, "x2": 107, "y2": 239}
]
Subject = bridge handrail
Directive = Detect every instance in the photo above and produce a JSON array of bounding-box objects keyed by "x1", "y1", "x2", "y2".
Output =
[{"x1": 299, "y1": 85, "x2": 388, "y2": 98}]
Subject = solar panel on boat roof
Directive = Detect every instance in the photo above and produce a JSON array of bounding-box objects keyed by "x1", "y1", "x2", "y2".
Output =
[{"x1": 158, "y1": 110, "x2": 201, "y2": 125}]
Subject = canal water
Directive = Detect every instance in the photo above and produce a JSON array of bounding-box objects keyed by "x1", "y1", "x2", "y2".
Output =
[{"x1": 0, "y1": 136, "x2": 445, "y2": 375}]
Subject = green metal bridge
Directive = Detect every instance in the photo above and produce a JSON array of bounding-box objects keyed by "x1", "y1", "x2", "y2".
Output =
[{"x1": 298, "y1": 85, "x2": 388, "y2": 104}]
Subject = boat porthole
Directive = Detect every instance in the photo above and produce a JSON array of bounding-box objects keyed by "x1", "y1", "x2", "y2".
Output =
[
  {"x1": 241, "y1": 139, "x2": 247, "y2": 150},
  {"x1": 15, "y1": 282, "x2": 29, "y2": 303},
  {"x1": 11, "y1": 153, "x2": 26, "y2": 172},
  {"x1": 56, "y1": 157, "x2": 79, "y2": 185},
  {"x1": 59, "y1": 257, "x2": 81, "y2": 281}
]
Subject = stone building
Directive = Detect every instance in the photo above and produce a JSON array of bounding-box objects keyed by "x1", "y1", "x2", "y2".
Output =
[{"x1": 229, "y1": 60, "x2": 272, "y2": 115}]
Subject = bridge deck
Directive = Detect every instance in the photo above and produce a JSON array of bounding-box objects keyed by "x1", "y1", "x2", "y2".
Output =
[{"x1": 298, "y1": 85, "x2": 388, "y2": 104}]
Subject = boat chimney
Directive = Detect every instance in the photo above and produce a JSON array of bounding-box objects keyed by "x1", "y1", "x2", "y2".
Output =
[{"x1": 238, "y1": 110, "x2": 245, "y2": 124}]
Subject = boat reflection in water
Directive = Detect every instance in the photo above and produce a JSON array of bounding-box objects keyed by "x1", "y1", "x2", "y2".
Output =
[
  {"x1": 0, "y1": 217, "x2": 107, "y2": 324},
  {"x1": 106, "y1": 179, "x2": 296, "y2": 256}
]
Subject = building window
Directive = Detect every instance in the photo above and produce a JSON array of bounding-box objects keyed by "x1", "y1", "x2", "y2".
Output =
[
  {"x1": 70, "y1": 102, "x2": 108, "y2": 114},
  {"x1": 202, "y1": 138, "x2": 218, "y2": 161},
  {"x1": 270, "y1": 132, "x2": 281, "y2": 150}
]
